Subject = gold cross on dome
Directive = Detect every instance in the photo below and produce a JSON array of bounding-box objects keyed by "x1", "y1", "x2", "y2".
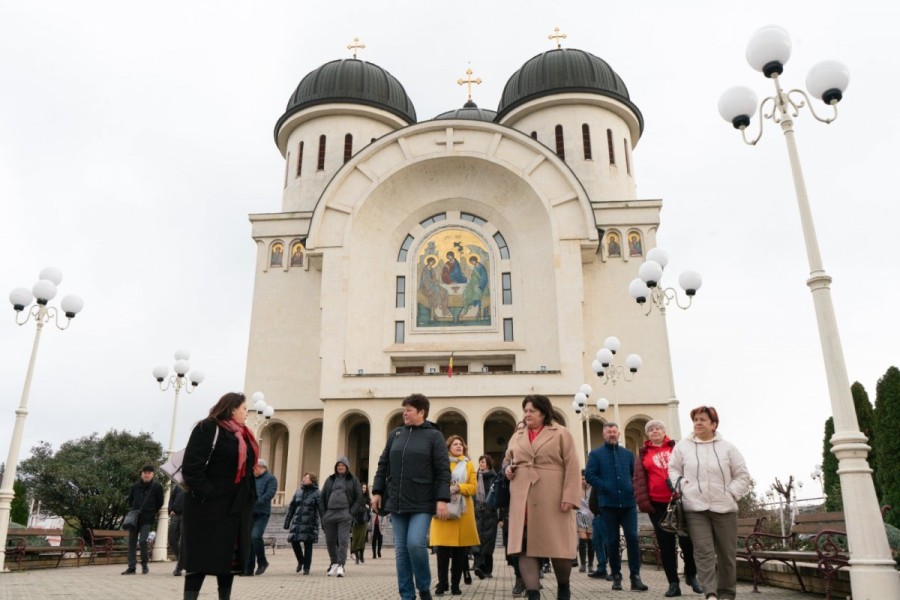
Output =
[
  {"x1": 548, "y1": 26, "x2": 567, "y2": 49},
  {"x1": 347, "y1": 36, "x2": 366, "y2": 59},
  {"x1": 457, "y1": 68, "x2": 482, "y2": 102}
]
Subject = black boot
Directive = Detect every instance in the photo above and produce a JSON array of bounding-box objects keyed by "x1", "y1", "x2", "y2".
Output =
[
  {"x1": 218, "y1": 588, "x2": 232, "y2": 600},
  {"x1": 435, "y1": 582, "x2": 449, "y2": 596},
  {"x1": 630, "y1": 576, "x2": 648, "y2": 591},
  {"x1": 577, "y1": 540, "x2": 587, "y2": 572},
  {"x1": 557, "y1": 583, "x2": 571, "y2": 600},
  {"x1": 359, "y1": 550, "x2": 365, "y2": 563},
  {"x1": 355, "y1": 551, "x2": 360, "y2": 565},
  {"x1": 611, "y1": 574, "x2": 623, "y2": 591},
  {"x1": 686, "y1": 576, "x2": 703, "y2": 594},
  {"x1": 665, "y1": 582, "x2": 682, "y2": 597},
  {"x1": 512, "y1": 576, "x2": 526, "y2": 597},
  {"x1": 183, "y1": 593, "x2": 199, "y2": 600},
  {"x1": 526, "y1": 591, "x2": 541, "y2": 600}
]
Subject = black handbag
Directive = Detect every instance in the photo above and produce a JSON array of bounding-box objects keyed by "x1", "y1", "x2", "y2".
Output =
[
  {"x1": 485, "y1": 468, "x2": 510, "y2": 510},
  {"x1": 659, "y1": 476, "x2": 688, "y2": 537},
  {"x1": 122, "y1": 509, "x2": 140, "y2": 530}
]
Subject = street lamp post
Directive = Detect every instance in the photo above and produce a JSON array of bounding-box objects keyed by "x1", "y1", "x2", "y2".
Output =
[
  {"x1": 718, "y1": 25, "x2": 899, "y2": 597},
  {"x1": 572, "y1": 384, "x2": 610, "y2": 459},
  {"x1": 1, "y1": 267, "x2": 83, "y2": 572},
  {"x1": 764, "y1": 489, "x2": 787, "y2": 543},
  {"x1": 151, "y1": 351, "x2": 204, "y2": 562},
  {"x1": 811, "y1": 464, "x2": 825, "y2": 499},
  {"x1": 591, "y1": 336, "x2": 640, "y2": 432},
  {"x1": 250, "y1": 392, "x2": 276, "y2": 441}
]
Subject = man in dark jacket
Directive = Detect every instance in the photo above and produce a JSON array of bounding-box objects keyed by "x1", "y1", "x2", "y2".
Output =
[
  {"x1": 248, "y1": 459, "x2": 277, "y2": 576},
  {"x1": 319, "y1": 456, "x2": 363, "y2": 577},
  {"x1": 585, "y1": 423, "x2": 648, "y2": 592},
  {"x1": 372, "y1": 393, "x2": 451, "y2": 600},
  {"x1": 122, "y1": 465, "x2": 164, "y2": 575},
  {"x1": 168, "y1": 484, "x2": 185, "y2": 576}
]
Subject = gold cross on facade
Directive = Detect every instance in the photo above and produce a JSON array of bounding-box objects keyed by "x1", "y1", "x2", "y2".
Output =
[
  {"x1": 347, "y1": 36, "x2": 366, "y2": 59},
  {"x1": 457, "y1": 68, "x2": 482, "y2": 102},
  {"x1": 548, "y1": 27, "x2": 567, "y2": 49}
]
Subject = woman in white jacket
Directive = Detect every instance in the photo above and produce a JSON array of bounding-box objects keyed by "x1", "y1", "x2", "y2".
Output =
[{"x1": 669, "y1": 406, "x2": 751, "y2": 600}]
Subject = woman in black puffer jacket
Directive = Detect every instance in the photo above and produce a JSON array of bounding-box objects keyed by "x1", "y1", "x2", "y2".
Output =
[{"x1": 284, "y1": 473, "x2": 322, "y2": 575}]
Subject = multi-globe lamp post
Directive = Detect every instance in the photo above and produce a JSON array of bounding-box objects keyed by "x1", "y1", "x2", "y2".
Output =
[
  {"x1": 591, "y1": 336, "x2": 641, "y2": 433},
  {"x1": 628, "y1": 248, "x2": 701, "y2": 316},
  {"x1": 0, "y1": 267, "x2": 83, "y2": 571},
  {"x1": 151, "y1": 351, "x2": 204, "y2": 562},
  {"x1": 717, "y1": 24, "x2": 898, "y2": 596},
  {"x1": 572, "y1": 384, "x2": 609, "y2": 457},
  {"x1": 250, "y1": 392, "x2": 275, "y2": 440}
]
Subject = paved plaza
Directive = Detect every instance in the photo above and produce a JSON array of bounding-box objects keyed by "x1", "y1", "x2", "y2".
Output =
[{"x1": 0, "y1": 548, "x2": 817, "y2": 600}]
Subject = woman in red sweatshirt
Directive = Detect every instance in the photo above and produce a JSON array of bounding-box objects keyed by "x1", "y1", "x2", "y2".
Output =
[{"x1": 633, "y1": 420, "x2": 702, "y2": 597}]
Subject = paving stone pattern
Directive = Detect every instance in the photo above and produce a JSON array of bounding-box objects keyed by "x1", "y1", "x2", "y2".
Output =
[{"x1": 0, "y1": 548, "x2": 817, "y2": 600}]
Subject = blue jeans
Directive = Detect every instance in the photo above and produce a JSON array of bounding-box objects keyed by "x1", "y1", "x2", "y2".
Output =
[
  {"x1": 248, "y1": 514, "x2": 270, "y2": 571},
  {"x1": 602, "y1": 506, "x2": 641, "y2": 580},
  {"x1": 391, "y1": 512, "x2": 433, "y2": 600},
  {"x1": 591, "y1": 514, "x2": 608, "y2": 572}
]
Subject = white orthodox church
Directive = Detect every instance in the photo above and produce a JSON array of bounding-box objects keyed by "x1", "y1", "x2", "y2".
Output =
[{"x1": 244, "y1": 38, "x2": 685, "y2": 503}]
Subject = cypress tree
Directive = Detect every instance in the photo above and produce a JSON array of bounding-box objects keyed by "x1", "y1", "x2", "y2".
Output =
[
  {"x1": 851, "y1": 381, "x2": 880, "y2": 499},
  {"x1": 822, "y1": 416, "x2": 842, "y2": 511},
  {"x1": 874, "y1": 366, "x2": 900, "y2": 529}
]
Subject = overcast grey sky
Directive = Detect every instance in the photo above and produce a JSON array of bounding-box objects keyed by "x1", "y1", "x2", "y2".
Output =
[{"x1": 1, "y1": 1, "x2": 897, "y2": 499}]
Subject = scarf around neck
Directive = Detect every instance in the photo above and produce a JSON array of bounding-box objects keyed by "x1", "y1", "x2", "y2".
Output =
[
  {"x1": 450, "y1": 455, "x2": 469, "y2": 484},
  {"x1": 217, "y1": 417, "x2": 260, "y2": 483}
]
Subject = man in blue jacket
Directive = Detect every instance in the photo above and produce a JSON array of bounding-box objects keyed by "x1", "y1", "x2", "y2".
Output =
[
  {"x1": 585, "y1": 423, "x2": 648, "y2": 592},
  {"x1": 248, "y1": 459, "x2": 278, "y2": 575}
]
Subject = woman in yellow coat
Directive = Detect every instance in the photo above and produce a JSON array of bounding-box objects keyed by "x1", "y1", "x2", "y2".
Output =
[{"x1": 431, "y1": 435, "x2": 480, "y2": 595}]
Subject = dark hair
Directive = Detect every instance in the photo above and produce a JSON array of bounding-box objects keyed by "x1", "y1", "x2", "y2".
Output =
[
  {"x1": 522, "y1": 394, "x2": 554, "y2": 426},
  {"x1": 603, "y1": 422, "x2": 619, "y2": 429},
  {"x1": 208, "y1": 392, "x2": 246, "y2": 421},
  {"x1": 141, "y1": 464, "x2": 155, "y2": 473},
  {"x1": 478, "y1": 455, "x2": 494, "y2": 470},
  {"x1": 446, "y1": 434, "x2": 468, "y2": 456},
  {"x1": 402, "y1": 393, "x2": 430, "y2": 418},
  {"x1": 689, "y1": 405, "x2": 720, "y2": 427}
]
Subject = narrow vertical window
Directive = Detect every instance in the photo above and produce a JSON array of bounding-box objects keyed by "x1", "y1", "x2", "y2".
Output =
[
  {"x1": 493, "y1": 232, "x2": 510, "y2": 259},
  {"x1": 344, "y1": 133, "x2": 353, "y2": 163},
  {"x1": 530, "y1": 131, "x2": 538, "y2": 140},
  {"x1": 554, "y1": 125, "x2": 565, "y2": 160},
  {"x1": 582, "y1": 124, "x2": 592, "y2": 160},
  {"x1": 607, "y1": 129, "x2": 615, "y2": 165},
  {"x1": 624, "y1": 139, "x2": 631, "y2": 175},
  {"x1": 396, "y1": 276, "x2": 406, "y2": 308},
  {"x1": 502, "y1": 273, "x2": 512, "y2": 304},
  {"x1": 317, "y1": 135, "x2": 326, "y2": 171},
  {"x1": 296, "y1": 142, "x2": 304, "y2": 177},
  {"x1": 503, "y1": 318, "x2": 514, "y2": 341},
  {"x1": 283, "y1": 153, "x2": 290, "y2": 188},
  {"x1": 394, "y1": 321, "x2": 405, "y2": 344}
]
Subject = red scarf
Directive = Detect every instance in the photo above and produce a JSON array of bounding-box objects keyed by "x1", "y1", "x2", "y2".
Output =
[
  {"x1": 528, "y1": 425, "x2": 545, "y2": 443},
  {"x1": 217, "y1": 418, "x2": 260, "y2": 483}
]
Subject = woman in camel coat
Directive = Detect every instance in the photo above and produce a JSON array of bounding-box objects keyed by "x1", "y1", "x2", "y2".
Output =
[{"x1": 504, "y1": 395, "x2": 581, "y2": 600}]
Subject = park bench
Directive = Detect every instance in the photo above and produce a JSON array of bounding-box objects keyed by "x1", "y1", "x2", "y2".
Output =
[
  {"x1": 86, "y1": 528, "x2": 154, "y2": 563},
  {"x1": 745, "y1": 511, "x2": 847, "y2": 600},
  {"x1": 637, "y1": 525, "x2": 660, "y2": 569},
  {"x1": 4, "y1": 527, "x2": 85, "y2": 569},
  {"x1": 735, "y1": 516, "x2": 764, "y2": 561}
]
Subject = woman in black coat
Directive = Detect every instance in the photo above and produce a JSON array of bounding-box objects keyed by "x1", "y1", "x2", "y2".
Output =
[
  {"x1": 473, "y1": 455, "x2": 500, "y2": 579},
  {"x1": 181, "y1": 392, "x2": 258, "y2": 600},
  {"x1": 284, "y1": 472, "x2": 322, "y2": 575}
]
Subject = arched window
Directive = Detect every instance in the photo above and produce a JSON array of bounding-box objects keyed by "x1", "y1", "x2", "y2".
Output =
[
  {"x1": 317, "y1": 135, "x2": 326, "y2": 171},
  {"x1": 606, "y1": 129, "x2": 616, "y2": 166},
  {"x1": 554, "y1": 125, "x2": 565, "y2": 160},
  {"x1": 344, "y1": 134, "x2": 353, "y2": 163},
  {"x1": 582, "y1": 124, "x2": 592, "y2": 160},
  {"x1": 296, "y1": 141, "x2": 304, "y2": 177}
]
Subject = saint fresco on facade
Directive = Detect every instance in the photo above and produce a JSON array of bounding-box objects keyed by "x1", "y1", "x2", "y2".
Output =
[{"x1": 416, "y1": 228, "x2": 491, "y2": 327}]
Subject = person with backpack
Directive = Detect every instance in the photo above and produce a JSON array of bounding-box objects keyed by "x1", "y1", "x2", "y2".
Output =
[{"x1": 319, "y1": 457, "x2": 363, "y2": 577}]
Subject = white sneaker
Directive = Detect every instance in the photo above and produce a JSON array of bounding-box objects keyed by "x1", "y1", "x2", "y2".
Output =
[
  {"x1": 327, "y1": 563, "x2": 338, "y2": 576},
  {"x1": 336, "y1": 565, "x2": 345, "y2": 577}
]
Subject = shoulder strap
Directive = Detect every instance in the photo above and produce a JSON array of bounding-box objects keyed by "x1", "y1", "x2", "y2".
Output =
[{"x1": 205, "y1": 425, "x2": 219, "y2": 467}]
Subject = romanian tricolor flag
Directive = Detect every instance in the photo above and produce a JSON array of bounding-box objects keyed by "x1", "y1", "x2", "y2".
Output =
[{"x1": 448, "y1": 353, "x2": 454, "y2": 378}]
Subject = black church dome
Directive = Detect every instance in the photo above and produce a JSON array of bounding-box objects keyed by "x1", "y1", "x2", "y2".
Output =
[
  {"x1": 497, "y1": 48, "x2": 642, "y2": 131},
  {"x1": 275, "y1": 58, "x2": 417, "y2": 137},
  {"x1": 433, "y1": 100, "x2": 498, "y2": 122}
]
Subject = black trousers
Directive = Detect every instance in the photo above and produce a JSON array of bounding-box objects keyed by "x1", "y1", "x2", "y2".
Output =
[
  {"x1": 435, "y1": 546, "x2": 468, "y2": 588},
  {"x1": 291, "y1": 540, "x2": 314, "y2": 572},
  {"x1": 372, "y1": 526, "x2": 383, "y2": 556},
  {"x1": 474, "y1": 503, "x2": 498, "y2": 574}
]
